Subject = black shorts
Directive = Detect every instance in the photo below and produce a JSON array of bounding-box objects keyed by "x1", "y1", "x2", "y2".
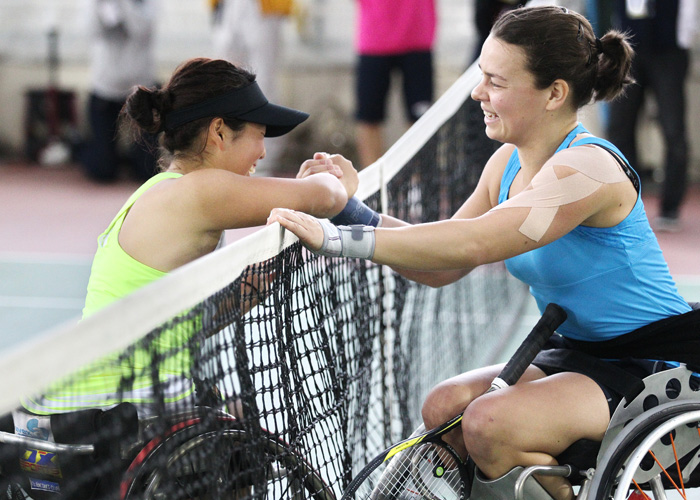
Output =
[
  {"x1": 355, "y1": 51, "x2": 434, "y2": 123},
  {"x1": 532, "y1": 335, "x2": 672, "y2": 417}
]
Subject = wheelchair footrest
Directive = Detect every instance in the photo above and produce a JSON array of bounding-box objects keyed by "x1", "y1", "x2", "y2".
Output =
[{"x1": 470, "y1": 466, "x2": 553, "y2": 500}]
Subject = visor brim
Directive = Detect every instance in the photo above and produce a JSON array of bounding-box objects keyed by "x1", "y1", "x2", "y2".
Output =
[{"x1": 237, "y1": 102, "x2": 309, "y2": 137}]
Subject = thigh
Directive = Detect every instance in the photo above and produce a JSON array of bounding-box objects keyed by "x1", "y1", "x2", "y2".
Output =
[
  {"x1": 606, "y1": 83, "x2": 644, "y2": 132},
  {"x1": 399, "y1": 51, "x2": 434, "y2": 121},
  {"x1": 469, "y1": 371, "x2": 610, "y2": 456},
  {"x1": 355, "y1": 55, "x2": 392, "y2": 123},
  {"x1": 423, "y1": 363, "x2": 547, "y2": 426}
]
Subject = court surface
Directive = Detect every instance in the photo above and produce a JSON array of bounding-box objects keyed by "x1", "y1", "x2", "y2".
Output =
[
  {"x1": 3, "y1": 161, "x2": 700, "y2": 500},
  {"x1": 3, "y1": 161, "x2": 700, "y2": 345}
]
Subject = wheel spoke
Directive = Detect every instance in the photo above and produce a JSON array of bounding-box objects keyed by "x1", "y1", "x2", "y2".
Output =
[{"x1": 588, "y1": 404, "x2": 700, "y2": 500}]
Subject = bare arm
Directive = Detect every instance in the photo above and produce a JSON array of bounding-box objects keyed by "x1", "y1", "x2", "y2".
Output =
[
  {"x1": 182, "y1": 160, "x2": 350, "y2": 231},
  {"x1": 119, "y1": 155, "x2": 351, "y2": 272},
  {"x1": 268, "y1": 145, "x2": 635, "y2": 277},
  {"x1": 369, "y1": 146, "x2": 633, "y2": 270},
  {"x1": 350, "y1": 144, "x2": 512, "y2": 287}
]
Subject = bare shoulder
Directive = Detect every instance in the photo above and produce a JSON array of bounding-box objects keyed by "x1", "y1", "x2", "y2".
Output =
[
  {"x1": 547, "y1": 143, "x2": 627, "y2": 183},
  {"x1": 127, "y1": 170, "x2": 238, "y2": 225},
  {"x1": 168, "y1": 168, "x2": 254, "y2": 206},
  {"x1": 489, "y1": 143, "x2": 516, "y2": 167},
  {"x1": 128, "y1": 174, "x2": 183, "y2": 210},
  {"x1": 481, "y1": 143, "x2": 517, "y2": 206}
]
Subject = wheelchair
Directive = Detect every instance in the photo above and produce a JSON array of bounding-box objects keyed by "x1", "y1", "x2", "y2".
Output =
[
  {"x1": 458, "y1": 364, "x2": 700, "y2": 500},
  {"x1": 3, "y1": 371, "x2": 700, "y2": 500},
  {"x1": 0, "y1": 404, "x2": 332, "y2": 500},
  {"x1": 361, "y1": 303, "x2": 700, "y2": 500}
]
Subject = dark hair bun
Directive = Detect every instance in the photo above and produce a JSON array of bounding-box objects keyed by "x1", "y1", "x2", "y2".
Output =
[
  {"x1": 594, "y1": 31, "x2": 635, "y2": 102},
  {"x1": 123, "y1": 86, "x2": 173, "y2": 134}
]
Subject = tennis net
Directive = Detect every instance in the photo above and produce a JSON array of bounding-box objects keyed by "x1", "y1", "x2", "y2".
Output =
[{"x1": 0, "y1": 64, "x2": 527, "y2": 499}]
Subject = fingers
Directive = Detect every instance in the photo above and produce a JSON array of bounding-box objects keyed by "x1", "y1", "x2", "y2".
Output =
[
  {"x1": 267, "y1": 207, "x2": 288, "y2": 225},
  {"x1": 328, "y1": 154, "x2": 359, "y2": 198},
  {"x1": 242, "y1": 268, "x2": 277, "y2": 300},
  {"x1": 267, "y1": 207, "x2": 308, "y2": 227},
  {"x1": 296, "y1": 152, "x2": 356, "y2": 179},
  {"x1": 296, "y1": 153, "x2": 343, "y2": 179},
  {"x1": 266, "y1": 208, "x2": 324, "y2": 250}
]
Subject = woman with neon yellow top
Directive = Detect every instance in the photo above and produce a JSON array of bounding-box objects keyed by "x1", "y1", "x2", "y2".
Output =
[{"x1": 22, "y1": 57, "x2": 357, "y2": 417}]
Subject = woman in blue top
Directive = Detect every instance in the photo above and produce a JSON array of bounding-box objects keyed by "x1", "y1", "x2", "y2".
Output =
[{"x1": 268, "y1": 6, "x2": 696, "y2": 500}]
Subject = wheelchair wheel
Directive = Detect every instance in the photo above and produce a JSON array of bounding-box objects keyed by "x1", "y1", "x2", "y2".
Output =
[
  {"x1": 589, "y1": 402, "x2": 700, "y2": 500},
  {"x1": 121, "y1": 416, "x2": 334, "y2": 500}
]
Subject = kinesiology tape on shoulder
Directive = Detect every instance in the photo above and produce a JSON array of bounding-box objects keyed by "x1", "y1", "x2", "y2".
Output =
[
  {"x1": 317, "y1": 219, "x2": 375, "y2": 259},
  {"x1": 331, "y1": 197, "x2": 382, "y2": 227},
  {"x1": 492, "y1": 160, "x2": 629, "y2": 242}
]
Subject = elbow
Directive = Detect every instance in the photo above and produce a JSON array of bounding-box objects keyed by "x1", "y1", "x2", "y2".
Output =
[
  {"x1": 424, "y1": 278, "x2": 453, "y2": 289},
  {"x1": 452, "y1": 237, "x2": 491, "y2": 270},
  {"x1": 426, "y1": 269, "x2": 473, "y2": 288},
  {"x1": 305, "y1": 175, "x2": 348, "y2": 218},
  {"x1": 395, "y1": 268, "x2": 471, "y2": 289},
  {"x1": 318, "y1": 186, "x2": 348, "y2": 218},
  {"x1": 330, "y1": 188, "x2": 349, "y2": 216}
]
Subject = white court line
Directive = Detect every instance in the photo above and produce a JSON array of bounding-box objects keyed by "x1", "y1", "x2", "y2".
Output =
[
  {"x1": 0, "y1": 296, "x2": 85, "y2": 310},
  {"x1": 0, "y1": 252, "x2": 92, "y2": 265}
]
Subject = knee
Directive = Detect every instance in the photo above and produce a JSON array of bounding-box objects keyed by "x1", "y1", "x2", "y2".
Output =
[
  {"x1": 461, "y1": 398, "x2": 503, "y2": 463},
  {"x1": 421, "y1": 380, "x2": 471, "y2": 430},
  {"x1": 421, "y1": 383, "x2": 452, "y2": 430}
]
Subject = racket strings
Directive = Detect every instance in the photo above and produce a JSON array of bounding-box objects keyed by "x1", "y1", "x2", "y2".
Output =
[
  {"x1": 360, "y1": 444, "x2": 464, "y2": 500},
  {"x1": 411, "y1": 445, "x2": 463, "y2": 499}
]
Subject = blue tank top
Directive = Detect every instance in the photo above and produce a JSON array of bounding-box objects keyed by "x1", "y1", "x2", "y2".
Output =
[{"x1": 499, "y1": 124, "x2": 690, "y2": 341}]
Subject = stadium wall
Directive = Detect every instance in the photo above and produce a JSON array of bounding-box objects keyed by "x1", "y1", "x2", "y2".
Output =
[{"x1": 0, "y1": 0, "x2": 699, "y2": 182}]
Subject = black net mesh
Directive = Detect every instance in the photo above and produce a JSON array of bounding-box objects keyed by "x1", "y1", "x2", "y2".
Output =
[{"x1": 0, "y1": 80, "x2": 526, "y2": 500}]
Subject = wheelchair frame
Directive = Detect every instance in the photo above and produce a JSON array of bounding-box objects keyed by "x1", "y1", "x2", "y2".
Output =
[
  {"x1": 471, "y1": 365, "x2": 700, "y2": 500},
  {"x1": 2, "y1": 370, "x2": 700, "y2": 499},
  {"x1": 0, "y1": 407, "x2": 333, "y2": 500}
]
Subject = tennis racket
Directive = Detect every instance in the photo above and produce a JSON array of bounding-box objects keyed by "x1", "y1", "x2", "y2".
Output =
[{"x1": 341, "y1": 302, "x2": 568, "y2": 500}]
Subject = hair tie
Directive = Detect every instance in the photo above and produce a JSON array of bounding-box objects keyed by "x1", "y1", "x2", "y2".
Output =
[
  {"x1": 595, "y1": 38, "x2": 604, "y2": 54},
  {"x1": 586, "y1": 38, "x2": 604, "y2": 67}
]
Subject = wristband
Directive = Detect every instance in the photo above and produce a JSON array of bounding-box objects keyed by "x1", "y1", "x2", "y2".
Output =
[
  {"x1": 317, "y1": 219, "x2": 375, "y2": 259},
  {"x1": 331, "y1": 196, "x2": 382, "y2": 227}
]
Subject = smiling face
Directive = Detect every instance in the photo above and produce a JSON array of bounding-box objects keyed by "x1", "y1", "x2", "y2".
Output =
[
  {"x1": 223, "y1": 122, "x2": 267, "y2": 176},
  {"x1": 471, "y1": 36, "x2": 554, "y2": 147}
]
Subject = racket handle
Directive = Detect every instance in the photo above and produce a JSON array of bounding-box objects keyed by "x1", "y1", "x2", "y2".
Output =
[{"x1": 489, "y1": 303, "x2": 567, "y2": 392}]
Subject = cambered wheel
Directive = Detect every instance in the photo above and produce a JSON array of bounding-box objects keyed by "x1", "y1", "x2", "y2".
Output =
[
  {"x1": 588, "y1": 402, "x2": 700, "y2": 500},
  {"x1": 121, "y1": 417, "x2": 334, "y2": 500}
]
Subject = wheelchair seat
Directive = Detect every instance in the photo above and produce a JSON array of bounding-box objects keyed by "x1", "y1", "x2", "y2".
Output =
[{"x1": 483, "y1": 364, "x2": 700, "y2": 500}]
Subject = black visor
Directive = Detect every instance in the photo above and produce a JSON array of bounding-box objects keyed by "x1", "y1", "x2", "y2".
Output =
[{"x1": 163, "y1": 82, "x2": 308, "y2": 137}]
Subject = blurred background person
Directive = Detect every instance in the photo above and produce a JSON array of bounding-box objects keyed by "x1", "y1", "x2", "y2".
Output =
[
  {"x1": 353, "y1": 0, "x2": 436, "y2": 169},
  {"x1": 80, "y1": 0, "x2": 159, "y2": 183},
  {"x1": 605, "y1": 0, "x2": 697, "y2": 232},
  {"x1": 211, "y1": 0, "x2": 293, "y2": 174},
  {"x1": 471, "y1": 0, "x2": 529, "y2": 63}
]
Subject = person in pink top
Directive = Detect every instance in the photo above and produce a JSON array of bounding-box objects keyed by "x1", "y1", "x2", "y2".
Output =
[{"x1": 354, "y1": 0, "x2": 437, "y2": 168}]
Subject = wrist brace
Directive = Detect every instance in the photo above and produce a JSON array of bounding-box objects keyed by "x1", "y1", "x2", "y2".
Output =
[
  {"x1": 331, "y1": 197, "x2": 382, "y2": 227},
  {"x1": 317, "y1": 219, "x2": 375, "y2": 259}
]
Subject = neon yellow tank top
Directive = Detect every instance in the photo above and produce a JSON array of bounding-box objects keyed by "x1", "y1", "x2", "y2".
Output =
[
  {"x1": 82, "y1": 172, "x2": 182, "y2": 317},
  {"x1": 22, "y1": 172, "x2": 199, "y2": 416}
]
